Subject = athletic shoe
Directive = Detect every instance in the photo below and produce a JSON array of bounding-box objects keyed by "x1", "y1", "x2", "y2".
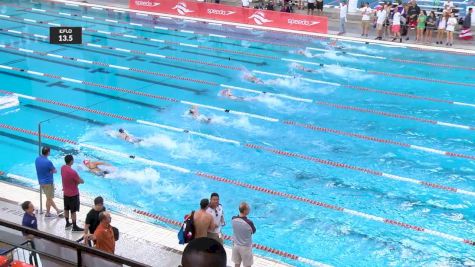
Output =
[
  {"x1": 72, "y1": 226, "x2": 84, "y2": 232},
  {"x1": 44, "y1": 213, "x2": 55, "y2": 218},
  {"x1": 65, "y1": 222, "x2": 73, "y2": 229}
]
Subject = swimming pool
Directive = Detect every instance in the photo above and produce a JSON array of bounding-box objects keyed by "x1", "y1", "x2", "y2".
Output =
[{"x1": 0, "y1": 0, "x2": 474, "y2": 266}]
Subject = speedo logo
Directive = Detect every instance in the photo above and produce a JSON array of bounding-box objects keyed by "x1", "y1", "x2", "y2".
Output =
[
  {"x1": 287, "y1": 18, "x2": 320, "y2": 26},
  {"x1": 134, "y1": 0, "x2": 159, "y2": 7},
  {"x1": 172, "y1": 2, "x2": 194, "y2": 15},
  {"x1": 248, "y1": 11, "x2": 272, "y2": 25},
  {"x1": 207, "y1": 9, "x2": 236, "y2": 15}
]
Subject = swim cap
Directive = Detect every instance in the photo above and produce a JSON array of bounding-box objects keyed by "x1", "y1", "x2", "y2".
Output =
[
  {"x1": 119, "y1": 128, "x2": 124, "y2": 133},
  {"x1": 83, "y1": 159, "x2": 90, "y2": 165}
]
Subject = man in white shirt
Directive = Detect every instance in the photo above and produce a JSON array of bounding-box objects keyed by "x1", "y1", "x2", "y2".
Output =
[
  {"x1": 339, "y1": 0, "x2": 348, "y2": 35},
  {"x1": 206, "y1": 193, "x2": 225, "y2": 244},
  {"x1": 375, "y1": 5, "x2": 387, "y2": 40}
]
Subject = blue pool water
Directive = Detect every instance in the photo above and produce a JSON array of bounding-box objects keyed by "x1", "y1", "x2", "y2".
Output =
[{"x1": 0, "y1": 1, "x2": 474, "y2": 266}]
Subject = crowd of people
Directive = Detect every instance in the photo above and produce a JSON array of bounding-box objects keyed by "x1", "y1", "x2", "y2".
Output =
[
  {"x1": 20, "y1": 146, "x2": 257, "y2": 266},
  {"x1": 357, "y1": 0, "x2": 473, "y2": 45}
]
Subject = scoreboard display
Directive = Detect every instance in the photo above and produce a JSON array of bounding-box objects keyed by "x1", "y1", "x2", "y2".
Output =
[{"x1": 49, "y1": 27, "x2": 82, "y2": 44}]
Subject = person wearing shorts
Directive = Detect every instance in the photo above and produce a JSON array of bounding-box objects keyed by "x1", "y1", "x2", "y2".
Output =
[
  {"x1": 308, "y1": 0, "x2": 316, "y2": 15},
  {"x1": 360, "y1": 2, "x2": 372, "y2": 37},
  {"x1": 35, "y1": 146, "x2": 63, "y2": 218},
  {"x1": 232, "y1": 202, "x2": 256, "y2": 267},
  {"x1": 391, "y1": 10, "x2": 402, "y2": 42},
  {"x1": 316, "y1": 0, "x2": 324, "y2": 15},
  {"x1": 61, "y1": 155, "x2": 84, "y2": 231}
]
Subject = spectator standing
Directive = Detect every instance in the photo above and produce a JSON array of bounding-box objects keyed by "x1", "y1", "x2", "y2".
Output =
[
  {"x1": 87, "y1": 211, "x2": 115, "y2": 254},
  {"x1": 61, "y1": 155, "x2": 84, "y2": 231},
  {"x1": 308, "y1": 0, "x2": 316, "y2": 16},
  {"x1": 436, "y1": 13, "x2": 447, "y2": 44},
  {"x1": 360, "y1": 2, "x2": 372, "y2": 37},
  {"x1": 242, "y1": 0, "x2": 250, "y2": 8},
  {"x1": 425, "y1": 11, "x2": 437, "y2": 42},
  {"x1": 416, "y1": 10, "x2": 427, "y2": 42},
  {"x1": 339, "y1": 0, "x2": 348, "y2": 35},
  {"x1": 84, "y1": 196, "x2": 106, "y2": 245},
  {"x1": 375, "y1": 5, "x2": 388, "y2": 40},
  {"x1": 21, "y1": 201, "x2": 37, "y2": 240},
  {"x1": 181, "y1": 238, "x2": 227, "y2": 267},
  {"x1": 459, "y1": 8, "x2": 473, "y2": 40},
  {"x1": 316, "y1": 0, "x2": 324, "y2": 15},
  {"x1": 206, "y1": 193, "x2": 225, "y2": 244},
  {"x1": 406, "y1": 0, "x2": 420, "y2": 40},
  {"x1": 446, "y1": 12, "x2": 457, "y2": 45},
  {"x1": 35, "y1": 147, "x2": 62, "y2": 218},
  {"x1": 391, "y1": 8, "x2": 402, "y2": 42},
  {"x1": 194, "y1": 199, "x2": 216, "y2": 239},
  {"x1": 232, "y1": 202, "x2": 256, "y2": 267}
]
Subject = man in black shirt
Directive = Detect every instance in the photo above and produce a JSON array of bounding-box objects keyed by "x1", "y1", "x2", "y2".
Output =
[{"x1": 83, "y1": 196, "x2": 106, "y2": 245}]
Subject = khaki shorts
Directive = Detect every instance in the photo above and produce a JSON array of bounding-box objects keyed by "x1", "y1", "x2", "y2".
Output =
[
  {"x1": 232, "y1": 245, "x2": 253, "y2": 266},
  {"x1": 41, "y1": 184, "x2": 54, "y2": 199},
  {"x1": 361, "y1": 20, "x2": 370, "y2": 27},
  {"x1": 207, "y1": 232, "x2": 223, "y2": 245},
  {"x1": 376, "y1": 23, "x2": 384, "y2": 30}
]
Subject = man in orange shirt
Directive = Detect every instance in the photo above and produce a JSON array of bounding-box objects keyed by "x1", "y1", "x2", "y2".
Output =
[{"x1": 86, "y1": 211, "x2": 115, "y2": 254}]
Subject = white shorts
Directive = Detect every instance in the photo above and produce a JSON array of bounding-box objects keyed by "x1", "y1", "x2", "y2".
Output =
[{"x1": 232, "y1": 245, "x2": 253, "y2": 266}]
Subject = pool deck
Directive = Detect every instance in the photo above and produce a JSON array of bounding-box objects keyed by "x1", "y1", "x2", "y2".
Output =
[{"x1": 0, "y1": 181, "x2": 290, "y2": 267}]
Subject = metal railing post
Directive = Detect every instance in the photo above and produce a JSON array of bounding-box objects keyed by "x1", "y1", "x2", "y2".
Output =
[{"x1": 38, "y1": 122, "x2": 43, "y2": 215}]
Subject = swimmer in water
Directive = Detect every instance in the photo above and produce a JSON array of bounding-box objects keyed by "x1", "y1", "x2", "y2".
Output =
[
  {"x1": 83, "y1": 160, "x2": 112, "y2": 177},
  {"x1": 219, "y1": 88, "x2": 247, "y2": 101},
  {"x1": 243, "y1": 72, "x2": 264, "y2": 84},
  {"x1": 118, "y1": 128, "x2": 142, "y2": 144},
  {"x1": 290, "y1": 62, "x2": 316, "y2": 73},
  {"x1": 294, "y1": 49, "x2": 314, "y2": 58},
  {"x1": 328, "y1": 40, "x2": 345, "y2": 50},
  {"x1": 188, "y1": 105, "x2": 212, "y2": 123}
]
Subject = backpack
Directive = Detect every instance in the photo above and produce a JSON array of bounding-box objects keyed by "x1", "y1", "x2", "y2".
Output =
[{"x1": 178, "y1": 211, "x2": 195, "y2": 245}]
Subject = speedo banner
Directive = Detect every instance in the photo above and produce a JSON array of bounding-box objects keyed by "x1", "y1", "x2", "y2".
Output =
[{"x1": 129, "y1": 0, "x2": 328, "y2": 34}]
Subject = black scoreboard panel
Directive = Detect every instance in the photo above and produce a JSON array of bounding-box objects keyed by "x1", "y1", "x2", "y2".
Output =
[{"x1": 49, "y1": 27, "x2": 82, "y2": 44}]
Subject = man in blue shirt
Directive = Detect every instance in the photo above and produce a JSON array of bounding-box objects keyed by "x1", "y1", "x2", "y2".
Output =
[{"x1": 35, "y1": 147, "x2": 63, "y2": 217}]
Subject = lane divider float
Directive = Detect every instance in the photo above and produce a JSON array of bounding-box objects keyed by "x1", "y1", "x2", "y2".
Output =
[
  {"x1": 0, "y1": 89, "x2": 240, "y2": 145},
  {"x1": 0, "y1": 123, "x2": 473, "y2": 250},
  {"x1": 0, "y1": 44, "x2": 216, "y2": 86},
  {"x1": 283, "y1": 120, "x2": 475, "y2": 161},
  {"x1": 245, "y1": 143, "x2": 475, "y2": 197},
  {"x1": 0, "y1": 27, "x2": 243, "y2": 71},
  {"x1": 252, "y1": 70, "x2": 341, "y2": 86},
  {"x1": 368, "y1": 71, "x2": 475, "y2": 88},
  {"x1": 0, "y1": 64, "x2": 276, "y2": 123},
  {"x1": 315, "y1": 101, "x2": 475, "y2": 131}
]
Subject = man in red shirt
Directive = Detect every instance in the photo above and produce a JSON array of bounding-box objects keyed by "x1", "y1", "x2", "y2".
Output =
[
  {"x1": 61, "y1": 155, "x2": 84, "y2": 231},
  {"x1": 87, "y1": 211, "x2": 115, "y2": 254}
]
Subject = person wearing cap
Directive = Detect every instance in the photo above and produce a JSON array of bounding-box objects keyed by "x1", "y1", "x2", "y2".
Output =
[
  {"x1": 35, "y1": 146, "x2": 63, "y2": 218},
  {"x1": 83, "y1": 160, "x2": 112, "y2": 177},
  {"x1": 117, "y1": 128, "x2": 142, "y2": 144},
  {"x1": 193, "y1": 199, "x2": 217, "y2": 239}
]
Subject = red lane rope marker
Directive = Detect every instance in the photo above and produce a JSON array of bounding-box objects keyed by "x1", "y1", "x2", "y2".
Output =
[
  {"x1": 1, "y1": 122, "x2": 473, "y2": 250},
  {"x1": 0, "y1": 64, "x2": 277, "y2": 122},
  {"x1": 283, "y1": 120, "x2": 475, "y2": 161},
  {"x1": 0, "y1": 43, "x2": 216, "y2": 86},
  {"x1": 367, "y1": 71, "x2": 475, "y2": 87},
  {"x1": 0, "y1": 89, "x2": 240, "y2": 145},
  {"x1": 244, "y1": 143, "x2": 475, "y2": 197},
  {"x1": 0, "y1": 26, "x2": 242, "y2": 71},
  {"x1": 315, "y1": 101, "x2": 475, "y2": 131},
  {"x1": 390, "y1": 58, "x2": 475, "y2": 71}
]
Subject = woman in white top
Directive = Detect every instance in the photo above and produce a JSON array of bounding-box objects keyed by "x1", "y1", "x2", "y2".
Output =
[
  {"x1": 445, "y1": 12, "x2": 457, "y2": 46},
  {"x1": 360, "y1": 2, "x2": 372, "y2": 37},
  {"x1": 391, "y1": 10, "x2": 402, "y2": 42},
  {"x1": 436, "y1": 13, "x2": 447, "y2": 44}
]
